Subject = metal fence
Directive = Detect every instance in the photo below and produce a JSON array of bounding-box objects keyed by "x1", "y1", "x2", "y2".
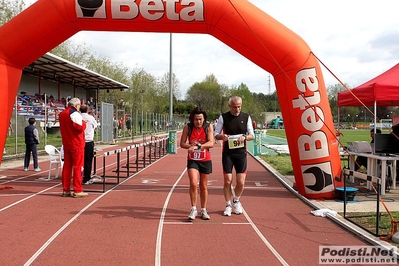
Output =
[{"x1": 3, "y1": 102, "x2": 187, "y2": 159}]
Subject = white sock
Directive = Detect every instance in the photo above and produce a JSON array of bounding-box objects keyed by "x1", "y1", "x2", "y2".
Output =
[
  {"x1": 201, "y1": 208, "x2": 206, "y2": 212},
  {"x1": 191, "y1": 206, "x2": 197, "y2": 211},
  {"x1": 233, "y1": 196, "x2": 240, "y2": 202},
  {"x1": 226, "y1": 200, "x2": 231, "y2": 206}
]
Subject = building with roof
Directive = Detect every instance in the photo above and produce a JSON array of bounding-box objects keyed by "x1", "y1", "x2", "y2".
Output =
[{"x1": 12, "y1": 53, "x2": 129, "y2": 135}]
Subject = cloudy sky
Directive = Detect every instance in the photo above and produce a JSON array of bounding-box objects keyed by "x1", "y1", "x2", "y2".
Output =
[{"x1": 28, "y1": 0, "x2": 399, "y2": 98}]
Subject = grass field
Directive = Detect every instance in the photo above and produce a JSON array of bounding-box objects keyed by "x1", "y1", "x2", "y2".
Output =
[
  {"x1": 259, "y1": 129, "x2": 376, "y2": 176},
  {"x1": 265, "y1": 129, "x2": 376, "y2": 146},
  {"x1": 3, "y1": 135, "x2": 63, "y2": 156}
]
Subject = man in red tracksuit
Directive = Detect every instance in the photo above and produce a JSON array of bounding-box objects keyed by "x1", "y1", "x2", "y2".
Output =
[{"x1": 59, "y1": 97, "x2": 88, "y2": 198}]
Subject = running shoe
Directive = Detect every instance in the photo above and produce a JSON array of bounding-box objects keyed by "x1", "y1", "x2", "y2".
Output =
[
  {"x1": 201, "y1": 210, "x2": 210, "y2": 220},
  {"x1": 188, "y1": 209, "x2": 198, "y2": 220},
  {"x1": 83, "y1": 179, "x2": 94, "y2": 185},
  {"x1": 73, "y1": 192, "x2": 88, "y2": 198},
  {"x1": 24, "y1": 168, "x2": 28, "y2": 171},
  {"x1": 62, "y1": 191, "x2": 72, "y2": 197},
  {"x1": 34, "y1": 168, "x2": 41, "y2": 172},
  {"x1": 223, "y1": 205, "x2": 232, "y2": 216},
  {"x1": 233, "y1": 200, "x2": 243, "y2": 215}
]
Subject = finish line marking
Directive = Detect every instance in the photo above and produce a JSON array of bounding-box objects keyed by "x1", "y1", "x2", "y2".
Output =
[{"x1": 163, "y1": 222, "x2": 251, "y2": 225}]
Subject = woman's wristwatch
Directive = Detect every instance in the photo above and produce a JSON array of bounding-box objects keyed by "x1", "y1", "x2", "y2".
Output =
[{"x1": 196, "y1": 143, "x2": 202, "y2": 149}]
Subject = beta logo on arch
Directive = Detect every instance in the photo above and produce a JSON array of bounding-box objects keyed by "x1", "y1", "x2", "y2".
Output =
[{"x1": 76, "y1": 0, "x2": 205, "y2": 21}]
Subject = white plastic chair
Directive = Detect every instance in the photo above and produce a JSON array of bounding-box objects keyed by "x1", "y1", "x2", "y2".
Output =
[{"x1": 44, "y1": 145, "x2": 63, "y2": 180}]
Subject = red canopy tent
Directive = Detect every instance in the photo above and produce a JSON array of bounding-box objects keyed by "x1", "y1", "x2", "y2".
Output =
[
  {"x1": 338, "y1": 63, "x2": 399, "y2": 107},
  {"x1": 337, "y1": 63, "x2": 399, "y2": 132}
]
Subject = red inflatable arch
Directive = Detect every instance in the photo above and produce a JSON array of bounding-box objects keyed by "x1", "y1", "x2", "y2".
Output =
[{"x1": 0, "y1": 0, "x2": 342, "y2": 199}]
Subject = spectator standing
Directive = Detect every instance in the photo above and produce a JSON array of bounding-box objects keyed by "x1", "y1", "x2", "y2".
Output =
[
  {"x1": 24, "y1": 117, "x2": 40, "y2": 171},
  {"x1": 113, "y1": 116, "x2": 119, "y2": 141},
  {"x1": 214, "y1": 96, "x2": 254, "y2": 216},
  {"x1": 4, "y1": 121, "x2": 13, "y2": 154},
  {"x1": 126, "y1": 117, "x2": 132, "y2": 136},
  {"x1": 118, "y1": 117, "x2": 124, "y2": 136},
  {"x1": 59, "y1": 98, "x2": 88, "y2": 198},
  {"x1": 8, "y1": 120, "x2": 13, "y2": 137},
  {"x1": 154, "y1": 120, "x2": 158, "y2": 132},
  {"x1": 80, "y1": 104, "x2": 98, "y2": 185},
  {"x1": 355, "y1": 128, "x2": 381, "y2": 171},
  {"x1": 180, "y1": 107, "x2": 214, "y2": 220},
  {"x1": 139, "y1": 119, "x2": 143, "y2": 134},
  {"x1": 212, "y1": 118, "x2": 219, "y2": 144}
]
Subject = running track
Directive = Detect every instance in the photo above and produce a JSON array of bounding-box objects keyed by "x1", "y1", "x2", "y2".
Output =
[{"x1": 0, "y1": 137, "x2": 370, "y2": 265}]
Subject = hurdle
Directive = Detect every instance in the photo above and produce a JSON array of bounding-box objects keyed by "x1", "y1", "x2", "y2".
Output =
[
  {"x1": 87, "y1": 137, "x2": 169, "y2": 193},
  {"x1": 150, "y1": 134, "x2": 168, "y2": 160},
  {"x1": 342, "y1": 169, "x2": 382, "y2": 236}
]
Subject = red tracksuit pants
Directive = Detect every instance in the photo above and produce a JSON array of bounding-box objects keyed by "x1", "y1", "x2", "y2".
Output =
[{"x1": 62, "y1": 148, "x2": 84, "y2": 193}]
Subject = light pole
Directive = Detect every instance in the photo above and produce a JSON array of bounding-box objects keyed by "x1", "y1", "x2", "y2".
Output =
[
  {"x1": 362, "y1": 108, "x2": 366, "y2": 126},
  {"x1": 169, "y1": 33, "x2": 173, "y2": 128},
  {"x1": 347, "y1": 113, "x2": 350, "y2": 129},
  {"x1": 140, "y1": 90, "x2": 145, "y2": 134}
]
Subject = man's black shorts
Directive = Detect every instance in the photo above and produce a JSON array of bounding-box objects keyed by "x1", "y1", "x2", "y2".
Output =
[
  {"x1": 222, "y1": 153, "x2": 247, "y2": 174},
  {"x1": 187, "y1": 160, "x2": 212, "y2": 174}
]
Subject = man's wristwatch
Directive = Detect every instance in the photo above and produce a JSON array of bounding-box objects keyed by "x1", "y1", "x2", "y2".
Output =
[
  {"x1": 243, "y1": 134, "x2": 247, "y2": 140},
  {"x1": 196, "y1": 143, "x2": 202, "y2": 149}
]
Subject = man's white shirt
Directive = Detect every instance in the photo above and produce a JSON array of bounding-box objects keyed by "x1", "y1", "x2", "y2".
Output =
[{"x1": 81, "y1": 113, "x2": 97, "y2": 142}]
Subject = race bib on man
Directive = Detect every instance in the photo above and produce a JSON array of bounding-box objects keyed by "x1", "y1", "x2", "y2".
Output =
[
  {"x1": 189, "y1": 149, "x2": 206, "y2": 160},
  {"x1": 228, "y1": 134, "x2": 245, "y2": 149}
]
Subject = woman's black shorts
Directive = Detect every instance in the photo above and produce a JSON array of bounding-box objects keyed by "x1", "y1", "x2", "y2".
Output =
[{"x1": 187, "y1": 160, "x2": 212, "y2": 174}]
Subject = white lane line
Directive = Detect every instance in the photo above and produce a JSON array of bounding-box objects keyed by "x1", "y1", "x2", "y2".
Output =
[
  {"x1": 230, "y1": 185, "x2": 289, "y2": 265},
  {"x1": 0, "y1": 184, "x2": 61, "y2": 212},
  {"x1": 0, "y1": 171, "x2": 43, "y2": 185},
  {"x1": 155, "y1": 168, "x2": 187, "y2": 266},
  {"x1": 163, "y1": 222, "x2": 251, "y2": 225},
  {"x1": 242, "y1": 209, "x2": 289, "y2": 265},
  {"x1": 1, "y1": 148, "x2": 149, "y2": 210},
  {"x1": 24, "y1": 194, "x2": 107, "y2": 266},
  {"x1": 24, "y1": 154, "x2": 171, "y2": 266}
]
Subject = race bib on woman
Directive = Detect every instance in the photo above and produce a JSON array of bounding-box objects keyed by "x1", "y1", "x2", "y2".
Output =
[{"x1": 189, "y1": 149, "x2": 206, "y2": 160}]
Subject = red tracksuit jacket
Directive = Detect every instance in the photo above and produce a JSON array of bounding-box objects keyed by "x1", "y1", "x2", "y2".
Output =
[{"x1": 59, "y1": 106, "x2": 86, "y2": 150}]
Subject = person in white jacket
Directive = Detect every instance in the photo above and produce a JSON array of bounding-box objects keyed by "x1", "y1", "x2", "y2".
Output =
[{"x1": 80, "y1": 104, "x2": 98, "y2": 184}]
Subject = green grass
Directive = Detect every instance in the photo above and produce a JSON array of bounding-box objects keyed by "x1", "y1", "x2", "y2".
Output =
[
  {"x1": 261, "y1": 129, "x2": 376, "y2": 175},
  {"x1": 266, "y1": 129, "x2": 376, "y2": 147},
  {"x1": 343, "y1": 211, "x2": 399, "y2": 240},
  {"x1": 260, "y1": 153, "x2": 294, "y2": 175},
  {"x1": 4, "y1": 135, "x2": 63, "y2": 155}
]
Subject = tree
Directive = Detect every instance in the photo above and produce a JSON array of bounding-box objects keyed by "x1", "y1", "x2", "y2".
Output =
[
  {"x1": 218, "y1": 84, "x2": 230, "y2": 114},
  {"x1": 185, "y1": 74, "x2": 223, "y2": 111},
  {"x1": 327, "y1": 83, "x2": 349, "y2": 121},
  {"x1": 252, "y1": 92, "x2": 273, "y2": 112},
  {"x1": 51, "y1": 40, "x2": 92, "y2": 66},
  {"x1": 0, "y1": 0, "x2": 25, "y2": 26},
  {"x1": 230, "y1": 83, "x2": 254, "y2": 113},
  {"x1": 51, "y1": 39, "x2": 183, "y2": 117},
  {"x1": 174, "y1": 101, "x2": 195, "y2": 115},
  {"x1": 159, "y1": 72, "x2": 181, "y2": 101}
]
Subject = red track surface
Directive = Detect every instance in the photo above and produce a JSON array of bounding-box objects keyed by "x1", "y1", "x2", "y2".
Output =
[{"x1": 0, "y1": 139, "x2": 369, "y2": 266}]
